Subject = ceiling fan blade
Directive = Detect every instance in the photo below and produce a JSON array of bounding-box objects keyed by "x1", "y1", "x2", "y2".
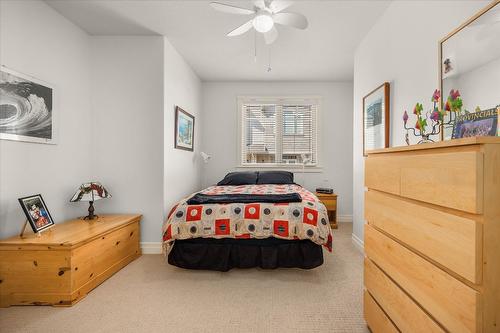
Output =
[
  {"x1": 210, "y1": 2, "x2": 256, "y2": 15},
  {"x1": 269, "y1": 0, "x2": 293, "y2": 13},
  {"x1": 273, "y1": 12, "x2": 308, "y2": 29},
  {"x1": 264, "y1": 26, "x2": 278, "y2": 44},
  {"x1": 254, "y1": 0, "x2": 266, "y2": 10},
  {"x1": 227, "y1": 19, "x2": 254, "y2": 36}
]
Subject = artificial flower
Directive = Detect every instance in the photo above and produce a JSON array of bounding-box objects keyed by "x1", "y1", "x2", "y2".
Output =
[
  {"x1": 450, "y1": 89, "x2": 461, "y2": 100},
  {"x1": 403, "y1": 110, "x2": 409, "y2": 124},
  {"x1": 415, "y1": 120, "x2": 420, "y2": 130},
  {"x1": 413, "y1": 103, "x2": 423, "y2": 116},
  {"x1": 430, "y1": 110, "x2": 439, "y2": 122},
  {"x1": 420, "y1": 118, "x2": 427, "y2": 132},
  {"x1": 445, "y1": 100, "x2": 451, "y2": 111},
  {"x1": 432, "y1": 89, "x2": 441, "y2": 103}
]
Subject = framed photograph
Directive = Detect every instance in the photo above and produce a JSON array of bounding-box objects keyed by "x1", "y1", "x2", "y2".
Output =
[
  {"x1": 174, "y1": 106, "x2": 195, "y2": 151},
  {"x1": 0, "y1": 66, "x2": 57, "y2": 144},
  {"x1": 18, "y1": 194, "x2": 55, "y2": 233},
  {"x1": 452, "y1": 107, "x2": 498, "y2": 139},
  {"x1": 363, "y1": 82, "x2": 390, "y2": 156}
]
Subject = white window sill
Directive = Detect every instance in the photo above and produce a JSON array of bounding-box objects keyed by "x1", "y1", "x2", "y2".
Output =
[{"x1": 236, "y1": 165, "x2": 323, "y2": 173}]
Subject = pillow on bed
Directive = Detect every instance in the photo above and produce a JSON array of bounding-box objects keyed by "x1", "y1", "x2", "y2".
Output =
[
  {"x1": 257, "y1": 171, "x2": 294, "y2": 184},
  {"x1": 216, "y1": 171, "x2": 258, "y2": 186}
]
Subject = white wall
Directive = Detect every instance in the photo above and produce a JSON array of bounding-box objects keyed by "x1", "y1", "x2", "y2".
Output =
[
  {"x1": 0, "y1": 2, "x2": 204, "y2": 244},
  {"x1": 454, "y1": 57, "x2": 500, "y2": 111},
  {"x1": 352, "y1": 1, "x2": 489, "y2": 243},
  {"x1": 0, "y1": 0, "x2": 93, "y2": 238},
  {"x1": 163, "y1": 38, "x2": 202, "y2": 218},
  {"x1": 90, "y1": 37, "x2": 165, "y2": 242},
  {"x1": 201, "y1": 82, "x2": 353, "y2": 218}
]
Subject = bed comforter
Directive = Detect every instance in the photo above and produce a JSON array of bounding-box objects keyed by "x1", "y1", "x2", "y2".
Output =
[{"x1": 162, "y1": 184, "x2": 333, "y2": 253}]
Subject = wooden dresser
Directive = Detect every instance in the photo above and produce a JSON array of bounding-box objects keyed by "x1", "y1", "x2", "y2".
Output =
[
  {"x1": 363, "y1": 137, "x2": 500, "y2": 333},
  {"x1": 0, "y1": 214, "x2": 141, "y2": 307}
]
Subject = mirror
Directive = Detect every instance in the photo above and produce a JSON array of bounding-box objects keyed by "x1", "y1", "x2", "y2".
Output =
[{"x1": 440, "y1": 1, "x2": 500, "y2": 140}]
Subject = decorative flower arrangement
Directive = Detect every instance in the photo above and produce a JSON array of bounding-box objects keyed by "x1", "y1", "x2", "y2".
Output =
[{"x1": 403, "y1": 89, "x2": 462, "y2": 144}]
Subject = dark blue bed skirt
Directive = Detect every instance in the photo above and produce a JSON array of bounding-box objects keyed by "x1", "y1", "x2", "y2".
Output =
[{"x1": 168, "y1": 237, "x2": 324, "y2": 271}]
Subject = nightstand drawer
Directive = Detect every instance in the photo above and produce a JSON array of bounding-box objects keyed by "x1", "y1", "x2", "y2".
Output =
[{"x1": 319, "y1": 198, "x2": 336, "y2": 209}]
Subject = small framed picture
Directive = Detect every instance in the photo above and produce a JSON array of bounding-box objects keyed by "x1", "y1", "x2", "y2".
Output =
[
  {"x1": 174, "y1": 106, "x2": 195, "y2": 151},
  {"x1": 363, "y1": 82, "x2": 390, "y2": 156},
  {"x1": 18, "y1": 194, "x2": 55, "y2": 233}
]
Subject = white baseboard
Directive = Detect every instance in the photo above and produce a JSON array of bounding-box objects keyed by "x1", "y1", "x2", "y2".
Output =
[
  {"x1": 141, "y1": 242, "x2": 162, "y2": 254},
  {"x1": 351, "y1": 233, "x2": 364, "y2": 254},
  {"x1": 337, "y1": 214, "x2": 353, "y2": 223}
]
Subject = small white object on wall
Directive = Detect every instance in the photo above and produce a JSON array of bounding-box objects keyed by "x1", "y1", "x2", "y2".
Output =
[{"x1": 200, "y1": 151, "x2": 211, "y2": 163}]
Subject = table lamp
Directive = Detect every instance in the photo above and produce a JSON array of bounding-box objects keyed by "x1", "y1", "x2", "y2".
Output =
[{"x1": 70, "y1": 182, "x2": 111, "y2": 220}]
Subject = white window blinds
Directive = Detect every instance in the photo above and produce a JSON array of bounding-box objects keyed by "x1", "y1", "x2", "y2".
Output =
[{"x1": 240, "y1": 99, "x2": 318, "y2": 166}]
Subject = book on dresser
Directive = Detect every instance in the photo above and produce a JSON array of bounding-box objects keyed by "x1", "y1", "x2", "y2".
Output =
[
  {"x1": 0, "y1": 214, "x2": 142, "y2": 307},
  {"x1": 363, "y1": 137, "x2": 500, "y2": 333}
]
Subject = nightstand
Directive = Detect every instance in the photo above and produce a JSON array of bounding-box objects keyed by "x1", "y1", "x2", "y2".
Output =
[
  {"x1": 315, "y1": 192, "x2": 338, "y2": 229},
  {"x1": 0, "y1": 214, "x2": 141, "y2": 307}
]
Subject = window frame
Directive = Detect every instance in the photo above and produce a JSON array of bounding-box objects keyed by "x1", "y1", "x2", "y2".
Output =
[{"x1": 237, "y1": 96, "x2": 322, "y2": 171}]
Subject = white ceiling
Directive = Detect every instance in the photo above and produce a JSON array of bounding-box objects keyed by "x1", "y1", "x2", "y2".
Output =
[{"x1": 46, "y1": 0, "x2": 391, "y2": 81}]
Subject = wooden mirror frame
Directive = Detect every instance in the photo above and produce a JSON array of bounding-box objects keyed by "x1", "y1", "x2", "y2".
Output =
[{"x1": 438, "y1": 0, "x2": 500, "y2": 140}]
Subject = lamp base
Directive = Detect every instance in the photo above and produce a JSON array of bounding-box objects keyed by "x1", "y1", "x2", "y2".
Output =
[{"x1": 83, "y1": 201, "x2": 98, "y2": 220}]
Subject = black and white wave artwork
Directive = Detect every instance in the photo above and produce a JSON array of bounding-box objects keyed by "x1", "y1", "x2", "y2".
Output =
[{"x1": 0, "y1": 67, "x2": 54, "y2": 143}]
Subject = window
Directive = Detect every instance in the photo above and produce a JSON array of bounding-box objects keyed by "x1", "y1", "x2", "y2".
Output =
[{"x1": 239, "y1": 98, "x2": 319, "y2": 166}]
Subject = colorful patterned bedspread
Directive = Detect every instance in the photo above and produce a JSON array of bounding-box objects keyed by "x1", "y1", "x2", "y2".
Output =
[{"x1": 162, "y1": 184, "x2": 333, "y2": 252}]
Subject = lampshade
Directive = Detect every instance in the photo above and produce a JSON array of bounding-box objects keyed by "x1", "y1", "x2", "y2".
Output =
[{"x1": 70, "y1": 182, "x2": 111, "y2": 202}]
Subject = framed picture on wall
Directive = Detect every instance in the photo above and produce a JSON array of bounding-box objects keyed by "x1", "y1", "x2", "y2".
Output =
[
  {"x1": 363, "y1": 82, "x2": 390, "y2": 156},
  {"x1": 0, "y1": 66, "x2": 57, "y2": 144},
  {"x1": 18, "y1": 194, "x2": 55, "y2": 233},
  {"x1": 174, "y1": 106, "x2": 195, "y2": 151}
]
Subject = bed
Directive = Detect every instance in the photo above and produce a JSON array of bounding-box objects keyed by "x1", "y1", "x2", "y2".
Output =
[{"x1": 162, "y1": 171, "x2": 332, "y2": 271}]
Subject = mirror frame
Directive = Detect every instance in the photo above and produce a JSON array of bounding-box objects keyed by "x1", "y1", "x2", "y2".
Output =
[{"x1": 438, "y1": 0, "x2": 500, "y2": 140}]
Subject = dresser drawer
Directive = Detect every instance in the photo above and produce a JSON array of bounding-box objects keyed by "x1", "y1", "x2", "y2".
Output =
[
  {"x1": 365, "y1": 155, "x2": 401, "y2": 195},
  {"x1": 365, "y1": 190, "x2": 482, "y2": 284},
  {"x1": 366, "y1": 150, "x2": 483, "y2": 213},
  {"x1": 363, "y1": 290, "x2": 398, "y2": 333},
  {"x1": 365, "y1": 224, "x2": 479, "y2": 333},
  {"x1": 365, "y1": 258, "x2": 444, "y2": 333}
]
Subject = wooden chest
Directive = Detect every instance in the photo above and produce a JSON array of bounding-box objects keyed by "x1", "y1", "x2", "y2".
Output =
[
  {"x1": 364, "y1": 137, "x2": 500, "y2": 333},
  {"x1": 0, "y1": 214, "x2": 141, "y2": 307}
]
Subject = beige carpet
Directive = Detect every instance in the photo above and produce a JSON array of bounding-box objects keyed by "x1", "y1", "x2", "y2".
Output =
[{"x1": 0, "y1": 223, "x2": 367, "y2": 333}]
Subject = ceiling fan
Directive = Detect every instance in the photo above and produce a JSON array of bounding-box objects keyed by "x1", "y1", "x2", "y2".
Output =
[{"x1": 210, "y1": 0, "x2": 308, "y2": 44}]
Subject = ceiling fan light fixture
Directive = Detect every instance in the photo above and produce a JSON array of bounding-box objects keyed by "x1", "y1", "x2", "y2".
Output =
[{"x1": 253, "y1": 12, "x2": 274, "y2": 33}]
